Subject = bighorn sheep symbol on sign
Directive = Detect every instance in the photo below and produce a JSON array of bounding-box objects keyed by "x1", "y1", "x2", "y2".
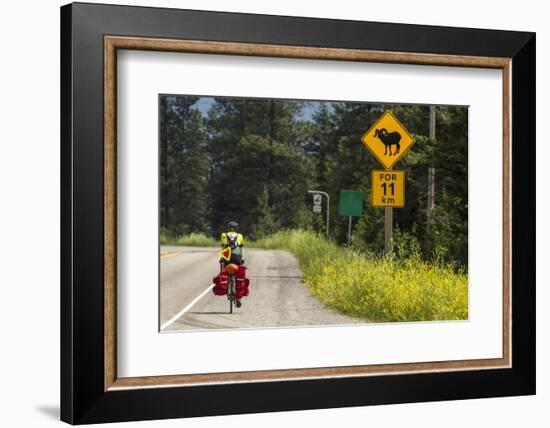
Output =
[
  {"x1": 361, "y1": 110, "x2": 415, "y2": 170},
  {"x1": 373, "y1": 128, "x2": 402, "y2": 156}
]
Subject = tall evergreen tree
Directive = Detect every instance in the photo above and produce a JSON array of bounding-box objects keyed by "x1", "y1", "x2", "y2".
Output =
[
  {"x1": 206, "y1": 98, "x2": 309, "y2": 239},
  {"x1": 160, "y1": 95, "x2": 209, "y2": 235}
]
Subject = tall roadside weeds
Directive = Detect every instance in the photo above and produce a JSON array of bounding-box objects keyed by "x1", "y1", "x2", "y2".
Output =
[
  {"x1": 160, "y1": 232, "x2": 218, "y2": 247},
  {"x1": 252, "y1": 230, "x2": 468, "y2": 322}
]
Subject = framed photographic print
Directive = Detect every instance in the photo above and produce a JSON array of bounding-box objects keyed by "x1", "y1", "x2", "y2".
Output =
[{"x1": 60, "y1": 2, "x2": 535, "y2": 424}]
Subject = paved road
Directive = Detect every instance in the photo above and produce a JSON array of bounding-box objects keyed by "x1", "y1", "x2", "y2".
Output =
[{"x1": 160, "y1": 246, "x2": 362, "y2": 331}]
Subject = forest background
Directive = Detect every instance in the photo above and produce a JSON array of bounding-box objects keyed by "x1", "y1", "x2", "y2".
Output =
[{"x1": 160, "y1": 95, "x2": 468, "y2": 268}]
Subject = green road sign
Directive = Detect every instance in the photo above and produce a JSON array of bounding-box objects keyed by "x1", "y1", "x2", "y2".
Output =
[{"x1": 339, "y1": 190, "x2": 363, "y2": 217}]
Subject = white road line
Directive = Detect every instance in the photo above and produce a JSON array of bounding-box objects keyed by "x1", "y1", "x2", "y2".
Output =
[{"x1": 160, "y1": 283, "x2": 215, "y2": 330}]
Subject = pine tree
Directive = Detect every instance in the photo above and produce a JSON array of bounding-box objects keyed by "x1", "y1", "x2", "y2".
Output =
[
  {"x1": 160, "y1": 95, "x2": 209, "y2": 235},
  {"x1": 206, "y1": 98, "x2": 309, "y2": 239}
]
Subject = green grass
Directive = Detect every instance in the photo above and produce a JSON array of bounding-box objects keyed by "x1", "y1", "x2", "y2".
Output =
[
  {"x1": 160, "y1": 232, "x2": 218, "y2": 247},
  {"x1": 252, "y1": 230, "x2": 468, "y2": 322}
]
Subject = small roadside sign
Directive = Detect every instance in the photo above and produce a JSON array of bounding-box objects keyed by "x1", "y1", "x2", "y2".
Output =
[
  {"x1": 312, "y1": 193, "x2": 322, "y2": 212},
  {"x1": 339, "y1": 190, "x2": 363, "y2": 246},
  {"x1": 308, "y1": 190, "x2": 330, "y2": 239},
  {"x1": 361, "y1": 111, "x2": 415, "y2": 170},
  {"x1": 371, "y1": 170, "x2": 405, "y2": 207},
  {"x1": 339, "y1": 190, "x2": 363, "y2": 217}
]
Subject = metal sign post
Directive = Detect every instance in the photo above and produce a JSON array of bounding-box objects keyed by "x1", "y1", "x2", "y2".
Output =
[
  {"x1": 308, "y1": 190, "x2": 330, "y2": 239},
  {"x1": 427, "y1": 105, "x2": 436, "y2": 232},
  {"x1": 384, "y1": 207, "x2": 393, "y2": 255},
  {"x1": 347, "y1": 216, "x2": 352, "y2": 246}
]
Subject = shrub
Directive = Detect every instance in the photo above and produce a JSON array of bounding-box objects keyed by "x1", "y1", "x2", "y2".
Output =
[
  {"x1": 160, "y1": 232, "x2": 217, "y2": 247},
  {"x1": 252, "y1": 230, "x2": 468, "y2": 322}
]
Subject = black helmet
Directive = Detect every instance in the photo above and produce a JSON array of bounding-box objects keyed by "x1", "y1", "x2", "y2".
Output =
[{"x1": 227, "y1": 221, "x2": 239, "y2": 231}]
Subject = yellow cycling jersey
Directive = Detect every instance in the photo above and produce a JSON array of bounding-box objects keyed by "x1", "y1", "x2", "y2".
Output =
[{"x1": 221, "y1": 231, "x2": 244, "y2": 247}]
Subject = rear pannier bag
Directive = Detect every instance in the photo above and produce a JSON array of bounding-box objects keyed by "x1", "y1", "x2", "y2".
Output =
[
  {"x1": 235, "y1": 264, "x2": 250, "y2": 299},
  {"x1": 212, "y1": 273, "x2": 228, "y2": 296}
]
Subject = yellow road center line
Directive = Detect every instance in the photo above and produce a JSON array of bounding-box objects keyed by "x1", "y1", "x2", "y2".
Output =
[{"x1": 160, "y1": 252, "x2": 179, "y2": 259}]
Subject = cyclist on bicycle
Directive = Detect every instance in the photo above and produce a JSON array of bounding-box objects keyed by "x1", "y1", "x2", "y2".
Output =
[
  {"x1": 217, "y1": 221, "x2": 248, "y2": 308},
  {"x1": 220, "y1": 221, "x2": 244, "y2": 265}
]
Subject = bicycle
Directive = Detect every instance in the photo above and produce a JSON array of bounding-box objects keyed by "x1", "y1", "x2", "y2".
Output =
[
  {"x1": 220, "y1": 262, "x2": 240, "y2": 314},
  {"x1": 218, "y1": 245, "x2": 246, "y2": 314}
]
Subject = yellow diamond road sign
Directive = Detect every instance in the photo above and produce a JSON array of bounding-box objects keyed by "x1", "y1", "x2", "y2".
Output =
[
  {"x1": 371, "y1": 170, "x2": 405, "y2": 207},
  {"x1": 361, "y1": 111, "x2": 415, "y2": 170}
]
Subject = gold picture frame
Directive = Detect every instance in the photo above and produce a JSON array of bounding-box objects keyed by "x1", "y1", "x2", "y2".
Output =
[{"x1": 104, "y1": 35, "x2": 511, "y2": 391}]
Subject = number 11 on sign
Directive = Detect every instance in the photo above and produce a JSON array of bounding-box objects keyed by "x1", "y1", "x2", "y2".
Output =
[
  {"x1": 371, "y1": 170, "x2": 404, "y2": 255},
  {"x1": 371, "y1": 170, "x2": 405, "y2": 208}
]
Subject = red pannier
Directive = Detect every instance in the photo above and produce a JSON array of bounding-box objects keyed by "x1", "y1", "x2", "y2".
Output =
[
  {"x1": 235, "y1": 264, "x2": 250, "y2": 299},
  {"x1": 212, "y1": 272, "x2": 228, "y2": 296}
]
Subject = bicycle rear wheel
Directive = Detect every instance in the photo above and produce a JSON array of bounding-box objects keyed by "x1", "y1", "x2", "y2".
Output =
[{"x1": 229, "y1": 277, "x2": 235, "y2": 314}]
